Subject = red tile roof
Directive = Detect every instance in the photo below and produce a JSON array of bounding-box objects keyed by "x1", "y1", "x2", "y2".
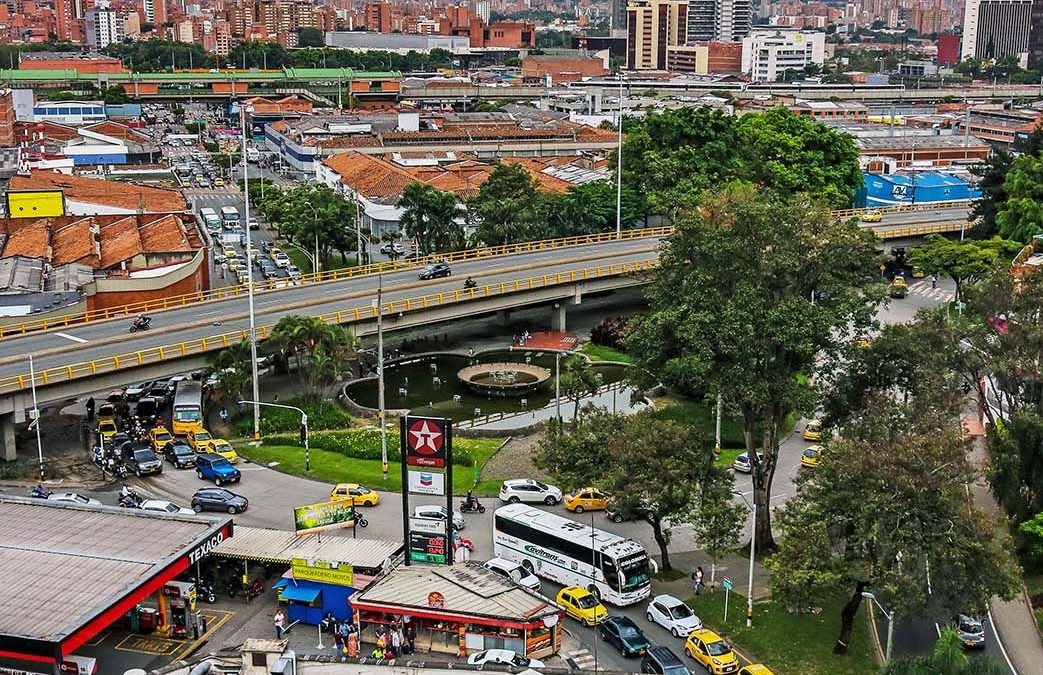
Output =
[
  {"x1": 50, "y1": 218, "x2": 99, "y2": 267},
  {"x1": 9, "y1": 172, "x2": 186, "y2": 213}
]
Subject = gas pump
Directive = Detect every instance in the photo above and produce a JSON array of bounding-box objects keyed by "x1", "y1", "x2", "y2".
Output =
[{"x1": 162, "y1": 580, "x2": 197, "y2": 639}]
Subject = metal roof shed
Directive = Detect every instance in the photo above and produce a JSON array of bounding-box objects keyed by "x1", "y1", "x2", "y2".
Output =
[{"x1": 211, "y1": 526, "x2": 402, "y2": 577}]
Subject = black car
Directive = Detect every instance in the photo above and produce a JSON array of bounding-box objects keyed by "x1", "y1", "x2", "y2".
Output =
[
  {"x1": 191, "y1": 487, "x2": 248, "y2": 514},
  {"x1": 164, "y1": 440, "x2": 197, "y2": 469},
  {"x1": 108, "y1": 432, "x2": 131, "y2": 451},
  {"x1": 418, "y1": 262, "x2": 451, "y2": 280},
  {"x1": 641, "y1": 647, "x2": 689, "y2": 675},
  {"x1": 145, "y1": 383, "x2": 171, "y2": 403},
  {"x1": 122, "y1": 442, "x2": 163, "y2": 477},
  {"x1": 606, "y1": 501, "x2": 658, "y2": 524},
  {"x1": 599, "y1": 616, "x2": 651, "y2": 657}
]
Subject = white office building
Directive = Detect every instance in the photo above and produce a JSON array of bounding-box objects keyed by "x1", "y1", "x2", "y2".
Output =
[
  {"x1": 741, "y1": 29, "x2": 825, "y2": 82},
  {"x1": 84, "y1": 5, "x2": 124, "y2": 49},
  {"x1": 961, "y1": 0, "x2": 1032, "y2": 65}
]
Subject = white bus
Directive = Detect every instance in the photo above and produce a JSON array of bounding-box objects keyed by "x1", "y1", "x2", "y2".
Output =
[
  {"x1": 199, "y1": 208, "x2": 221, "y2": 232},
  {"x1": 220, "y1": 206, "x2": 240, "y2": 226},
  {"x1": 493, "y1": 504, "x2": 655, "y2": 606}
]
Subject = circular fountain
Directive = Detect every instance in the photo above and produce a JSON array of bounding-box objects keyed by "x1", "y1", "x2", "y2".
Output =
[{"x1": 457, "y1": 362, "x2": 552, "y2": 398}]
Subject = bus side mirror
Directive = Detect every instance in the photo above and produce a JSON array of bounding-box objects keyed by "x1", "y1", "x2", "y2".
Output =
[{"x1": 649, "y1": 559, "x2": 659, "y2": 573}]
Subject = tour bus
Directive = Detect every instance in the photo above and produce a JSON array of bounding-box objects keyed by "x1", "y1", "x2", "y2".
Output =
[
  {"x1": 220, "y1": 206, "x2": 240, "y2": 227},
  {"x1": 493, "y1": 504, "x2": 655, "y2": 606},
  {"x1": 172, "y1": 380, "x2": 204, "y2": 436}
]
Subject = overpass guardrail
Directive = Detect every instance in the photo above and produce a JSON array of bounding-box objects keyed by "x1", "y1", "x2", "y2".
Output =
[
  {"x1": 0, "y1": 258, "x2": 659, "y2": 395},
  {"x1": 0, "y1": 227, "x2": 672, "y2": 340}
]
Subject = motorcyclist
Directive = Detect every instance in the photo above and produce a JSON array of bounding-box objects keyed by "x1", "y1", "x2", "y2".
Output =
[
  {"x1": 465, "y1": 490, "x2": 477, "y2": 511},
  {"x1": 31, "y1": 484, "x2": 47, "y2": 498},
  {"x1": 120, "y1": 483, "x2": 135, "y2": 501},
  {"x1": 219, "y1": 407, "x2": 229, "y2": 423},
  {"x1": 464, "y1": 276, "x2": 477, "y2": 288}
]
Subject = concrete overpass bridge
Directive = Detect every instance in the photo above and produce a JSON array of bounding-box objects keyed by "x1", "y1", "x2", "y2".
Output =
[{"x1": 0, "y1": 204, "x2": 973, "y2": 460}]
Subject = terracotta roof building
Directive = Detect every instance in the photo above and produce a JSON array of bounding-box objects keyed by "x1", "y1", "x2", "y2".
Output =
[
  {"x1": 9, "y1": 171, "x2": 186, "y2": 214},
  {"x1": 521, "y1": 53, "x2": 611, "y2": 84}
]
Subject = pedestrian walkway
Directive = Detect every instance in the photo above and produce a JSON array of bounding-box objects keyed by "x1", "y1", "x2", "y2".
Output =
[{"x1": 907, "y1": 280, "x2": 954, "y2": 303}]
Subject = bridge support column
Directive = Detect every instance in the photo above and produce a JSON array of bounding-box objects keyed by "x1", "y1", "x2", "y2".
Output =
[
  {"x1": 496, "y1": 309, "x2": 512, "y2": 327},
  {"x1": 1, "y1": 413, "x2": 15, "y2": 462},
  {"x1": 551, "y1": 303, "x2": 567, "y2": 332}
]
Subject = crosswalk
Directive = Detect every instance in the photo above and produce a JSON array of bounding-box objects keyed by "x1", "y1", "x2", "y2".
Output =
[
  {"x1": 906, "y1": 281, "x2": 954, "y2": 303},
  {"x1": 567, "y1": 648, "x2": 597, "y2": 670}
]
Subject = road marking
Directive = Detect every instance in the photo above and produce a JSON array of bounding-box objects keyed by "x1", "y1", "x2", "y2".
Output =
[
  {"x1": 55, "y1": 332, "x2": 87, "y2": 343},
  {"x1": 199, "y1": 309, "x2": 223, "y2": 316},
  {"x1": 567, "y1": 649, "x2": 597, "y2": 669},
  {"x1": 987, "y1": 607, "x2": 1019, "y2": 675}
]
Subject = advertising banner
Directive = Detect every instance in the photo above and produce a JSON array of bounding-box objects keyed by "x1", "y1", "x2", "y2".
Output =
[
  {"x1": 409, "y1": 532, "x2": 448, "y2": 564},
  {"x1": 403, "y1": 416, "x2": 449, "y2": 469},
  {"x1": 407, "y1": 469, "x2": 446, "y2": 496},
  {"x1": 291, "y1": 557, "x2": 354, "y2": 586},
  {"x1": 293, "y1": 500, "x2": 357, "y2": 535}
]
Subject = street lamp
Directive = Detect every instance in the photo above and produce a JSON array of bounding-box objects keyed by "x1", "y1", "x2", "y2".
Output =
[
  {"x1": 615, "y1": 74, "x2": 624, "y2": 240},
  {"x1": 238, "y1": 102, "x2": 261, "y2": 443},
  {"x1": 302, "y1": 198, "x2": 320, "y2": 274},
  {"x1": 732, "y1": 490, "x2": 757, "y2": 627},
  {"x1": 360, "y1": 231, "x2": 388, "y2": 480},
  {"x1": 239, "y1": 399, "x2": 309, "y2": 471},
  {"x1": 861, "y1": 591, "x2": 894, "y2": 664}
]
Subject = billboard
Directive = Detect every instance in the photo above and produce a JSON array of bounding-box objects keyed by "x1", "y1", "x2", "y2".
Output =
[
  {"x1": 291, "y1": 557, "x2": 354, "y2": 586},
  {"x1": 407, "y1": 469, "x2": 445, "y2": 496},
  {"x1": 404, "y1": 416, "x2": 448, "y2": 468},
  {"x1": 293, "y1": 500, "x2": 358, "y2": 535},
  {"x1": 6, "y1": 190, "x2": 65, "y2": 218}
]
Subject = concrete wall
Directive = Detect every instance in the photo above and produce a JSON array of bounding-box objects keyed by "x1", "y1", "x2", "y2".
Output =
[{"x1": 85, "y1": 248, "x2": 210, "y2": 311}]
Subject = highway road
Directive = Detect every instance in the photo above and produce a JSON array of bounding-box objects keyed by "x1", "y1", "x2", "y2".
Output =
[{"x1": 0, "y1": 237, "x2": 662, "y2": 383}]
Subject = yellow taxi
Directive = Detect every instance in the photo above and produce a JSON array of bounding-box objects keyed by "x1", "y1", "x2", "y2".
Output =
[
  {"x1": 187, "y1": 428, "x2": 218, "y2": 453},
  {"x1": 684, "y1": 628, "x2": 739, "y2": 675},
  {"x1": 210, "y1": 439, "x2": 239, "y2": 463},
  {"x1": 802, "y1": 420, "x2": 823, "y2": 441},
  {"x1": 738, "y1": 666, "x2": 776, "y2": 675},
  {"x1": 149, "y1": 427, "x2": 173, "y2": 451},
  {"x1": 564, "y1": 487, "x2": 610, "y2": 513},
  {"x1": 330, "y1": 483, "x2": 380, "y2": 507},
  {"x1": 556, "y1": 586, "x2": 607, "y2": 627},
  {"x1": 860, "y1": 209, "x2": 883, "y2": 223},
  {"x1": 213, "y1": 178, "x2": 225, "y2": 187},
  {"x1": 222, "y1": 247, "x2": 237, "y2": 260},
  {"x1": 98, "y1": 419, "x2": 118, "y2": 445},
  {"x1": 801, "y1": 445, "x2": 824, "y2": 469}
]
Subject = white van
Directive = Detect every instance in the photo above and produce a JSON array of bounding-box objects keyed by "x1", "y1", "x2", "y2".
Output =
[
  {"x1": 220, "y1": 206, "x2": 240, "y2": 227},
  {"x1": 199, "y1": 207, "x2": 221, "y2": 233}
]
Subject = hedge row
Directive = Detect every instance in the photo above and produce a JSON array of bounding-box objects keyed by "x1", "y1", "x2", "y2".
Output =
[
  {"x1": 263, "y1": 429, "x2": 477, "y2": 466},
  {"x1": 232, "y1": 399, "x2": 353, "y2": 437}
]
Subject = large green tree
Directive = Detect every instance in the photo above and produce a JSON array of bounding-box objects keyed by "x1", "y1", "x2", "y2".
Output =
[
  {"x1": 258, "y1": 184, "x2": 358, "y2": 269},
  {"x1": 907, "y1": 235, "x2": 1021, "y2": 302},
  {"x1": 627, "y1": 184, "x2": 882, "y2": 549},
  {"x1": 770, "y1": 394, "x2": 1020, "y2": 655},
  {"x1": 397, "y1": 182, "x2": 463, "y2": 254},
  {"x1": 996, "y1": 153, "x2": 1043, "y2": 243},
  {"x1": 535, "y1": 409, "x2": 735, "y2": 571},
  {"x1": 547, "y1": 181, "x2": 644, "y2": 237},
  {"x1": 469, "y1": 163, "x2": 545, "y2": 245},
  {"x1": 970, "y1": 128, "x2": 1043, "y2": 238}
]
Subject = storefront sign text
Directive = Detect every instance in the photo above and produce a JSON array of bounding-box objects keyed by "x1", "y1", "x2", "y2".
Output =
[{"x1": 291, "y1": 557, "x2": 354, "y2": 586}]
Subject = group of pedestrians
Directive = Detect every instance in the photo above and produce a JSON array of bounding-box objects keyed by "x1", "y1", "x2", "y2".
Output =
[
  {"x1": 274, "y1": 610, "x2": 420, "y2": 661},
  {"x1": 370, "y1": 619, "x2": 417, "y2": 660}
]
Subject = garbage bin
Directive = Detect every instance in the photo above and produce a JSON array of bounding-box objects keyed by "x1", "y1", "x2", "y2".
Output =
[{"x1": 137, "y1": 608, "x2": 158, "y2": 633}]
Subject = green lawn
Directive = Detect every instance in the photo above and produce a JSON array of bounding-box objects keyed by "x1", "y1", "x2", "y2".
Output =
[
  {"x1": 579, "y1": 343, "x2": 633, "y2": 364},
  {"x1": 238, "y1": 439, "x2": 505, "y2": 496},
  {"x1": 687, "y1": 589, "x2": 878, "y2": 675},
  {"x1": 281, "y1": 246, "x2": 359, "y2": 274},
  {"x1": 715, "y1": 447, "x2": 745, "y2": 470},
  {"x1": 652, "y1": 397, "x2": 747, "y2": 448}
]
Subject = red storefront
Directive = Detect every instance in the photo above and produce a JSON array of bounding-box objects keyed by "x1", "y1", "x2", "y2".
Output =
[{"x1": 351, "y1": 563, "x2": 563, "y2": 659}]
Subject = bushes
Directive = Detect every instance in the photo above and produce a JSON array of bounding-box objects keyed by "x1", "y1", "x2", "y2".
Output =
[
  {"x1": 231, "y1": 397, "x2": 353, "y2": 437},
  {"x1": 264, "y1": 429, "x2": 477, "y2": 467},
  {"x1": 590, "y1": 316, "x2": 632, "y2": 351}
]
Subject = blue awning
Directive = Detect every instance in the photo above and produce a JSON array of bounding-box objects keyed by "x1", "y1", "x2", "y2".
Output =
[
  {"x1": 273, "y1": 578, "x2": 289, "y2": 590},
  {"x1": 280, "y1": 585, "x2": 321, "y2": 603}
]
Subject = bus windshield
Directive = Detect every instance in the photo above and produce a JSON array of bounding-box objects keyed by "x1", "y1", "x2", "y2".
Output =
[
  {"x1": 174, "y1": 406, "x2": 201, "y2": 422},
  {"x1": 620, "y1": 554, "x2": 650, "y2": 590}
]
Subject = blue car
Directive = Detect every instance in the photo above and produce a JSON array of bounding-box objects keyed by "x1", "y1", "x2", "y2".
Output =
[{"x1": 195, "y1": 453, "x2": 240, "y2": 486}]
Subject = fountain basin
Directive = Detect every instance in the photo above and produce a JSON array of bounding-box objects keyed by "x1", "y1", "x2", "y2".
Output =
[{"x1": 457, "y1": 362, "x2": 552, "y2": 397}]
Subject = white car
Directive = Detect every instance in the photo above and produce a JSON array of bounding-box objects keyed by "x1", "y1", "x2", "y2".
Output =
[
  {"x1": 413, "y1": 504, "x2": 465, "y2": 530},
  {"x1": 499, "y1": 479, "x2": 563, "y2": 505},
  {"x1": 646, "y1": 594, "x2": 703, "y2": 638},
  {"x1": 731, "y1": 452, "x2": 763, "y2": 474},
  {"x1": 273, "y1": 252, "x2": 291, "y2": 269},
  {"x1": 467, "y1": 649, "x2": 544, "y2": 669},
  {"x1": 483, "y1": 557, "x2": 541, "y2": 591},
  {"x1": 140, "y1": 500, "x2": 195, "y2": 516},
  {"x1": 380, "y1": 242, "x2": 405, "y2": 255},
  {"x1": 47, "y1": 492, "x2": 101, "y2": 506}
]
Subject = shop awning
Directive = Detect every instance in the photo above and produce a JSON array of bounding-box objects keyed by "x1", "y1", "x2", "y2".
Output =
[
  {"x1": 279, "y1": 585, "x2": 321, "y2": 603},
  {"x1": 211, "y1": 526, "x2": 401, "y2": 575}
]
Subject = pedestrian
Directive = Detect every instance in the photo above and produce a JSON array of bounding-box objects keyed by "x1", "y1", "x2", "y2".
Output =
[
  {"x1": 334, "y1": 620, "x2": 344, "y2": 651},
  {"x1": 695, "y1": 566, "x2": 705, "y2": 595},
  {"x1": 85, "y1": 396, "x2": 95, "y2": 421},
  {"x1": 391, "y1": 627, "x2": 402, "y2": 657},
  {"x1": 931, "y1": 274, "x2": 937, "y2": 289},
  {"x1": 371, "y1": 646, "x2": 384, "y2": 660},
  {"x1": 273, "y1": 609, "x2": 285, "y2": 639},
  {"x1": 347, "y1": 628, "x2": 359, "y2": 658},
  {"x1": 406, "y1": 624, "x2": 416, "y2": 655}
]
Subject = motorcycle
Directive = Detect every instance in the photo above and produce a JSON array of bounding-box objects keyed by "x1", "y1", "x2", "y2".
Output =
[
  {"x1": 459, "y1": 498, "x2": 486, "y2": 514},
  {"x1": 244, "y1": 579, "x2": 264, "y2": 602},
  {"x1": 196, "y1": 581, "x2": 217, "y2": 604},
  {"x1": 463, "y1": 277, "x2": 478, "y2": 289},
  {"x1": 119, "y1": 494, "x2": 142, "y2": 508},
  {"x1": 113, "y1": 461, "x2": 129, "y2": 479},
  {"x1": 28, "y1": 486, "x2": 51, "y2": 499},
  {"x1": 218, "y1": 407, "x2": 229, "y2": 424},
  {"x1": 129, "y1": 316, "x2": 152, "y2": 333}
]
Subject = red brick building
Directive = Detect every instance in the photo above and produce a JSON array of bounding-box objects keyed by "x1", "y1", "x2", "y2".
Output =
[
  {"x1": 521, "y1": 54, "x2": 609, "y2": 84},
  {"x1": 20, "y1": 51, "x2": 126, "y2": 73}
]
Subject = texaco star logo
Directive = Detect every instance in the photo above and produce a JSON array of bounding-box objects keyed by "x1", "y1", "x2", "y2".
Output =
[{"x1": 409, "y1": 419, "x2": 444, "y2": 455}]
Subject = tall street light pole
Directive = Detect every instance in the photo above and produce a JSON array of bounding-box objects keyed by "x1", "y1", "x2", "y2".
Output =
[
  {"x1": 732, "y1": 490, "x2": 756, "y2": 627},
  {"x1": 239, "y1": 103, "x2": 261, "y2": 442},
  {"x1": 615, "y1": 75, "x2": 624, "y2": 240},
  {"x1": 360, "y1": 231, "x2": 387, "y2": 480},
  {"x1": 303, "y1": 199, "x2": 319, "y2": 273}
]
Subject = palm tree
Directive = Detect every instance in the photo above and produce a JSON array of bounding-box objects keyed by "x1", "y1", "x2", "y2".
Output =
[
  {"x1": 320, "y1": 324, "x2": 361, "y2": 381},
  {"x1": 207, "y1": 340, "x2": 253, "y2": 408},
  {"x1": 399, "y1": 182, "x2": 462, "y2": 255}
]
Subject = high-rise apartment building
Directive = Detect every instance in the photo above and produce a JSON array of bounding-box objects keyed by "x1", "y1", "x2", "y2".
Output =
[
  {"x1": 687, "y1": 0, "x2": 751, "y2": 42},
  {"x1": 1029, "y1": 0, "x2": 1043, "y2": 69},
  {"x1": 364, "y1": 1, "x2": 392, "y2": 32},
  {"x1": 961, "y1": 0, "x2": 1032, "y2": 64},
  {"x1": 627, "y1": 0, "x2": 688, "y2": 70},
  {"x1": 54, "y1": 0, "x2": 76, "y2": 41},
  {"x1": 85, "y1": 4, "x2": 124, "y2": 48},
  {"x1": 611, "y1": 0, "x2": 627, "y2": 36},
  {"x1": 143, "y1": 0, "x2": 165, "y2": 27},
  {"x1": 741, "y1": 28, "x2": 825, "y2": 81}
]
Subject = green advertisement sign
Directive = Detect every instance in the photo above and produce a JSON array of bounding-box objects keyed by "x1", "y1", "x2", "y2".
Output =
[{"x1": 293, "y1": 500, "x2": 356, "y2": 535}]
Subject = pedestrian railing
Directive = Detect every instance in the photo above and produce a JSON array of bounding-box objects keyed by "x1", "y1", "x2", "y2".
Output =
[
  {"x1": 830, "y1": 200, "x2": 975, "y2": 220},
  {"x1": 875, "y1": 220, "x2": 966, "y2": 239},
  {"x1": 0, "y1": 258, "x2": 659, "y2": 395}
]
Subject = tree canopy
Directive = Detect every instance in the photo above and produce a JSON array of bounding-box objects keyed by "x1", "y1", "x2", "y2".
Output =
[
  {"x1": 620, "y1": 106, "x2": 863, "y2": 216},
  {"x1": 397, "y1": 182, "x2": 463, "y2": 255},
  {"x1": 907, "y1": 235, "x2": 1021, "y2": 302},
  {"x1": 996, "y1": 153, "x2": 1043, "y2": 242},
  {"x1": 255, "y1": 184, "x2": 358, "y2": 269},
  {"x1": 627, "y1": 183, "x2": 882, "y2": 548}
]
